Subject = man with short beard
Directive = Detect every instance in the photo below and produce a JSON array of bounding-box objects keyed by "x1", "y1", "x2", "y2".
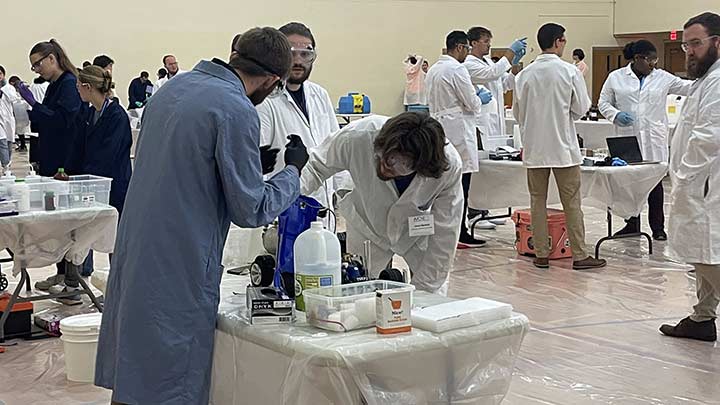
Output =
[
  {"x1": 257, "y1": 22, "x2": 341, "y2": 211},
  {"x1": 660, "y1": 11, "x2": 720, "y2": 342}
]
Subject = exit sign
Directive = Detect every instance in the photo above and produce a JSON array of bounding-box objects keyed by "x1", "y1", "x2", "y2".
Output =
[{"x1": 670, "y1": 30, "x2": 678, "y2": 41}]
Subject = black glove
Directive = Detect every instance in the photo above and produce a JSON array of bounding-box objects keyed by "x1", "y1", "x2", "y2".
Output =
[
  {"x1": 284, "y1": 134, "x2": 309, "y2": 172},
  {"x1": 259, "y1": 145, "x2": 280, "y2": 175}
]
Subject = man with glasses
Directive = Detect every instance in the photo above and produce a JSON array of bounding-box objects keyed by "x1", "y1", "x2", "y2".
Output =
[
  {"x1": 94, "y1": 28, "x2": 308, "y2": 405},
  {"x1": 599, "y1": 39, "x2": 693, "y2": 240},
  {"x1": 154, "y1": 54, "x2": 184, "y2": 90},
  {"x1": 426, "y1": 30, "x2": 490, "y2": 248},
  {"x1": 661, "y1": 12, "x2": 720, "y2": 343},
  {"x1": 257, "y1": 22, "x2": 342, "y2": 211},
  {"x1": 513, "y1": 23, "x2": 606, "y2": 271},
  {"x1": 300, "y1": 112, "x2": 463, "y2": 295}
]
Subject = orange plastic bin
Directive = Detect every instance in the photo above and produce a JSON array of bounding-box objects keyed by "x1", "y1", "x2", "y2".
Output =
[{"x1": 512, "y1": 208, "x2": 573, "y2": 259}]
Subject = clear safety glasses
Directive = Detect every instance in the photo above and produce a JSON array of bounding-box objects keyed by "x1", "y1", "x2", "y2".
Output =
[
  {"x1": 376, "y1": 152, "x2": 415, "y2": 177},
  {"x1": 681, "y1": 35, "x2": 719, "y2": 52},
  {"x1": 291, "y1": 47, "x2": 317, "y2": 63}
]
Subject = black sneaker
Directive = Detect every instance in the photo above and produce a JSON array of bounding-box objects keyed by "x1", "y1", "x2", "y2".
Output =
[
  {"x1": 457, "y1": 234, "x2": 486, "y2": 249},
  {"x1": 613, "y1": 224, "x2": 640, "y2": 237},
  {"x1": 653, "y1": 230, "x2": 668, "y2": 241},
  {"x1": 660, "y1": 317, "x2": 717, "y2": 342}
]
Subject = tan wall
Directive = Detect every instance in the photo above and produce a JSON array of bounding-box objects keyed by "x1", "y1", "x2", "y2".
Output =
[
  {"x1": 0, "y1": 0, "x2": 617, "y2": 116},
  {"x1": 614, "y1": 0, "x2": 716, "y2": 34}
]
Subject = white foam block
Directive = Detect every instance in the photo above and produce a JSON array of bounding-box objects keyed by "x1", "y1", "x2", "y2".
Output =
[{"x1": 412, "y1": 297, "x2": 513, "y2": 333}]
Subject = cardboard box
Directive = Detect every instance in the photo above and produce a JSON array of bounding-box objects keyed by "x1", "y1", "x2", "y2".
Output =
[{"x1": 246, "y1": 286, "x2": 294, "y2": 325}]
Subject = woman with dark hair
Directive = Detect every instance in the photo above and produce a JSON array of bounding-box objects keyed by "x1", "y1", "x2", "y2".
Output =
[
  {"x1": 15, "y1": 39, "x2": 83, "y2": 296},
  {"x1": 572, "y1": 48, "x2": 588, "y2": 78},
  {"x1": 14, "y1": 39, "x2": 82, "y2": 177},
  {"x1": 598, "y1": 39, "x2": 694, "y2": 240}
]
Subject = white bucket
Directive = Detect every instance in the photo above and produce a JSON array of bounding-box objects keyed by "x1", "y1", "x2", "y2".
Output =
[{"x1": 60, "y1": 313, "x2": 103, "y2": 383}]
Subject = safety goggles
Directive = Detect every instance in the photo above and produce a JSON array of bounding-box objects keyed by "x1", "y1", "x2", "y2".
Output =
[
  {"x1": 376, "y1": 151, "x2": 415, "y2": 177},
  {"x1": 242, "y1": 54, "x2": 286, "y2": 95},
  {"x1": 681, "y1": 35, "x2": 719, "y2": 52},
  {"x1": 640, "y1": 56, "x2": 658, "y2": 65},
  {"x1": 31, "y1": 54, "x2": 50, "y2": 72},
  {"x1": 291, "y1": 46, "x2": 317, "y2": 63}
]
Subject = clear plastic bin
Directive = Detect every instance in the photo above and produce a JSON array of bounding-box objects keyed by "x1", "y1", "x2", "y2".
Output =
[
  {"x1": 26, "y1": 175, "x2": 112, "y2": 211},
  {"x1": 303, "y1": 280, "x2": 415, "y2": 332}
]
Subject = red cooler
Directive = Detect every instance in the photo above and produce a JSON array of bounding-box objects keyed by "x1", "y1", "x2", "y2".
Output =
[{"x1": 512, "y1": 209, "x2": 573, "y2": 259}]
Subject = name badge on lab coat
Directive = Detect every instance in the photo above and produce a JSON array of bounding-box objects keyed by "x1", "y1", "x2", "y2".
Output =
[{"x1": 409, "y1": 214, "x2": 435, "y2": 237}]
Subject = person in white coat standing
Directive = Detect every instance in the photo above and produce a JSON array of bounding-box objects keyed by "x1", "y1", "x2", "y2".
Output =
[
  {"x1": 599, "y1": 40, "x2": 693, "y2": 240},
  {"x1": 404, "y1": 54, "x2": 428, "y2": 111},
  {"x1": 660, "y1": 12, "x2": 720, "y2": 343},
  {"x1": 514, "y1": 23, "x2": 606, "y2": 271},
  {"x1": 301, "y1": 113, "x2": 463, "y2": 294},
  {"x1": 426, "y1": 30, "x2": 491, "y2": 248},
  {"x1": 0, "y1": 66, "x2": 18, "y2": 167},
  {"x1": 257, "y1": 22, "x2": 341, "y2": 211},
  {"x1": 464, "y1": 26, "x2": 527, "y2": 229}
]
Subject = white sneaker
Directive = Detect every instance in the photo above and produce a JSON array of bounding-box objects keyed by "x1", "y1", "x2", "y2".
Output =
[
  {"x1": 489, "y1": 218, "x2": 507, "y2": 226},
  {"x1": 35, "y1": 274, "x2": 64, "y2": 291},
  {"x1": 471, "y1": 220, "x2": 497, "y2": 230}
]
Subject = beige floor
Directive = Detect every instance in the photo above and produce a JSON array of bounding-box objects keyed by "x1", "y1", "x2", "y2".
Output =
[{"x1": 1, "y1": 149, "x2": 719, "y2": 405}]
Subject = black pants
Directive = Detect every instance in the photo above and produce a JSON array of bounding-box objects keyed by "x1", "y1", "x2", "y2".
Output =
[
  {"x1": 56, "y1": 261, "x2": 80, "y2": 288},
  {"x1": 17, "y1": 135, "x2": 27, "y2": 149},
  {"x1": 625, "y1": 181, "x2": 665, "y2": 233},
  {"x1": 460, "y1": 173, "x2": 472, "y2": 237}
]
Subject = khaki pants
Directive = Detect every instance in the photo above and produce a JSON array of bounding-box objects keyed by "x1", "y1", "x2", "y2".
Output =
[
  {"x1": 691, "y1": 263, "x2": 720, "y2": 322},
  {"x1": 527, "y1": 166, "x2": 587, "y2": 260}
]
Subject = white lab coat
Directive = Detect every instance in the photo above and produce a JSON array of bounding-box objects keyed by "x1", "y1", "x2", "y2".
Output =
[
  {"x1": 513, "y1": 54, "x2": 591, "y2": 168},
  {"x1": 0, "y1": 84, "x2": 18, "y2": 143},
  {"x1": 257, "y1": 81, "x2": 341, "y2": 209},
  {"x1": 154, "y1": 70, "x2": 185, "y2": 91},
  {"x1": 599, "y1": 64, "x2": 693, "y2": 162},
  {"x1": 300, "y1": 115, "x2": 464, "y2": 293},
  {"x1": 668, "y1": 59, "x2": 720, "y2": 264},
  {"x1": 425, "y1": 55, "x2": 483, "y2": 173},
  {"x1": 464, "y1": 54, "x2": 515, "y2": 137},
  {"x1": 29, "y1": 81, "x2": 49, "y2": 103},
  {"x1": 404, "y1": 56, "x2": 427, "y2": 105}
]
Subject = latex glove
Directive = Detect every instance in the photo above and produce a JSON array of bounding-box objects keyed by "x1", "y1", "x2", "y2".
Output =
[
  {"x1": 614, "y1": 112, "x2": 635, "y2": 127},
  {"x1": 259, "y1": 145, "x2": 280, "y2": 175},
  {"x1": 476, "y1": 88, "x2": 493, "y2": 105},
  {"x1": 284, "y1": 134, "x2": 309, "y2": 172},
  {"x1": 512, "y1": 47, "x2": 526, "y2": 65},
  {"x1": 15, "y1": 82, "x2": 36, "y2": 106},
  {"x1": 509, "y1": 38, "x2": 528, "y2": 56},
  {"x1": 611, "y1": 157, "x2": 628, "y2": 166}
]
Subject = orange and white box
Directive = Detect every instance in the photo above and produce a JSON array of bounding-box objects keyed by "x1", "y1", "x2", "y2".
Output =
[{"x1": 376, "y1": 289, "x2": 412, "y2": 334}]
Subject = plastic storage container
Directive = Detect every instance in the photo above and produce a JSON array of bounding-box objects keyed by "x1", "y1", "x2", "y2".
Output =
[
  {"x1": 512, "y1": 208, "x2": 572, "y2": 259},
  {"x1": 24, "y1": 175, "x2": 112, "y2": 211},
  {"x1": 294, "y1": 221, "x2": 341, "y2": 312},
  {"x1": 60, "y1": 313, "x2": 103, "y2": 382},
  {"x1": 304, "y1": 280, "x2": 415, "y2": 332}
]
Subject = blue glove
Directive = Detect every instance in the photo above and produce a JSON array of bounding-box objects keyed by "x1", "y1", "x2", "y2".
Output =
[
  {"x1": 614, "y1": 112, "x2": 635, "y2": 127},
  {"x1": 611, "y1": 157, "x2": 628, "y2": 166},
  {"x1": 476, "y1": 88, "x2": 493, "y2": 105},
  {"x1": 512, "y1": 47, "x2": 526, "y2": 65},
  {"x1": 510, "y1": 37, "x2": 527, "y2": 54},
  {"x1": 15, "y1": 82, "x2": 37, "y2": 106}
]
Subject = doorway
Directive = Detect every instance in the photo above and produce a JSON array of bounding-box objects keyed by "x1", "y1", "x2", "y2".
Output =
[{"x1": 591, "y1": 47, "x2": 625, "y2": 104}]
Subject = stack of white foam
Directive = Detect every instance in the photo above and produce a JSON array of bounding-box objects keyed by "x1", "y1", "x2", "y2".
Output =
[{"x1": 412, "y1": 297, "x2": 513, "y2": 333}]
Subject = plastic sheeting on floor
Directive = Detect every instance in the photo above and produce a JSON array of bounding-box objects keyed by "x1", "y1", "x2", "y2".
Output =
[
  {"x1": 469, "y1": 160, "x2": 668, "y2": 219},
  {"x1": 211, "y1": 284, "x2": 528, "y2": 405},
  {"x1": 0, "y1": 206, "x2": 118, "y2": 275}
]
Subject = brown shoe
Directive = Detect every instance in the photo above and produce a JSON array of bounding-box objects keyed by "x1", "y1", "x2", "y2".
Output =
[
  {"x1": 533, "y1": 257, "x2": 549, "y2": 269},
  {"x1": 573, "y1": 256, "x2": 607, "y2": 270}
]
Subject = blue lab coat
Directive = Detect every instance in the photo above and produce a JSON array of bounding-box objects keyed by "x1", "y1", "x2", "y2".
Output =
[
  {"x1": 94, "y1": 59, "x2": 300, "y2": 405},
  {"x1": 28, "y1": 72, "x2": 82, "y2": 176},
  {"x1": 66, "y1": 101, "x2": 132, "y2": 215}
]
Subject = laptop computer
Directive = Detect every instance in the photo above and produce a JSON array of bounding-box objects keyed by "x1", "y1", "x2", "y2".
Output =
[{"x1": 606, "y1": 136, "x2": 659, "y2": 165}]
